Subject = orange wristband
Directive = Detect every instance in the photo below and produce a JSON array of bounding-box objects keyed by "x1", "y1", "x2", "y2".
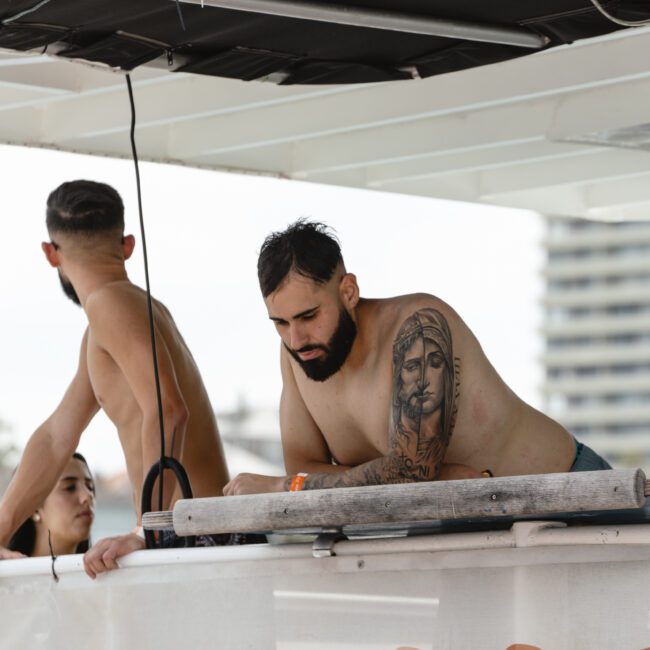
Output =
[{"x1": 289, "y1": 473, "x2": 308, "y2": 492}]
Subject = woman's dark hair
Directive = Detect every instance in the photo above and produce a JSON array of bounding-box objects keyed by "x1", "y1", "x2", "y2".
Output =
[
  {"x1": 257, "y1": 219, "x2": 343, "y2": 297},
  {"x1": 46, "y1": 180, "x2": 124, "y2": 235},
  {"x1": 7, "y1": 452, "x2": 93, "y2": 557}
]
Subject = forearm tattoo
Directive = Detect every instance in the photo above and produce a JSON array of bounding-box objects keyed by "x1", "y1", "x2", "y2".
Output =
[{"x1": 304, "y1": 308, "x2": 459, "y2": 490}]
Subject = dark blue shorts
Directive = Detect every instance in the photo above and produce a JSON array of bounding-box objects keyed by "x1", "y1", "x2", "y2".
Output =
[{"x1": 570, "y1": 440, "x2": 612, "y2": 472}]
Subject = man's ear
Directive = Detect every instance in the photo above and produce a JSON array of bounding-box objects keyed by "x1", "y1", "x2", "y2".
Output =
[
  {"x1": 122, "y1": 234, "x2": 136, "y2": 260},
  {"x1": 41, "y1": 242, "x2": 60, "y2": 268},
  {"x1": 339, "y1": 273, "x2": 359, "y2": 310}
]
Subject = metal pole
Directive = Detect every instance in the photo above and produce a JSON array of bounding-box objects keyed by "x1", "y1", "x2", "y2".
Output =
[{"x1": 175, "y1": 0, "x2": 549, "y2": 49}]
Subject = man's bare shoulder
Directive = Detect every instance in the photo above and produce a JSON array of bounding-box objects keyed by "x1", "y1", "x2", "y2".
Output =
[
  {"x1": 87, "y1": 283, "x2": 174, "y2": 319},
  {"x1": 85, "y1": 282, "x2": 145, "y2": 314},
  {"x1": 88, "y1": 281, "x2": 143, "y2": 303},
  {"x1": 369, "y1": 293, "x2": 461, "y2": 331}
]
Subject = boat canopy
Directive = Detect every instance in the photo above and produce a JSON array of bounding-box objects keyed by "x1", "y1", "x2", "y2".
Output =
[
  {"x1": 0, "y1": 1, "x2": 634, "y2": 84},
  {"x1": 0, "y1": 1, "x2": 649, "y2": 219}
]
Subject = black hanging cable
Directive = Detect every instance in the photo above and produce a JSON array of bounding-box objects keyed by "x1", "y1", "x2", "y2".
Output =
[
  {"x1": 125, "y1": 74, "x2": 195, "y2": 549},
  {"x1": 125, "y1": 74, "x2": 167, "y2": 513},
  {"x1": 48, "y1": 529, "x2": 59, "y2": 582}
]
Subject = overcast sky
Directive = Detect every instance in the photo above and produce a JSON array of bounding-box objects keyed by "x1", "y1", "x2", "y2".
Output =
[{"x1": 0, "y1": 143, "x2": 546, "y2": 475}]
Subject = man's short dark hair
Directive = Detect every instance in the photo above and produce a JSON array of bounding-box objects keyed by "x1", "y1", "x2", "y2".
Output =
[
  {"x1": 46, "y1": 180, "x2": 124, "y2": 235},
  {"x1": 258, "y1": 220, "x2": 343, "y2": 297}
]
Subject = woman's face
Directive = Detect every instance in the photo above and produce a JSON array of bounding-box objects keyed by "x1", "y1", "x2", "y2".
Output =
[{"x1": 37, "y1": 457, "x2": 95, "y2": 553}]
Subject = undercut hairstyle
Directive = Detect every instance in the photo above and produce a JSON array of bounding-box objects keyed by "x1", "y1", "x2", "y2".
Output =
[
  {"x1": 8, "y1": 453, "x2": 93, "y2": 557},
  {"x1": 258, "y1": 220, "x2": 343, "y2": 297},
  {"x1": 46, "y1": 180, "x2": 124, "y2": 235}
]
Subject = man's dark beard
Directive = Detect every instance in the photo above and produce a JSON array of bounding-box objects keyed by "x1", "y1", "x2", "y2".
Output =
[
  {"x1": 58, "y1": 272, "x2": 81, "y2": 306},
  {"x1": 285, "y1": 308, "x2": 357, "y2": 382}
]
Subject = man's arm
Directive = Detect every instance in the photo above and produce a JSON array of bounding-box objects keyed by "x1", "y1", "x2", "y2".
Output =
[
  {"x1": 0, "y1": 332, "x2": 99, "y2": 558},
  {"x1": 280, "y1": 348, "x2": 351, "y2": 476},
  {"x1": 223, "y1": 346, "x2": 350, "y2": 496},
  {"x1": 301, "y1": 307, "x2": 458, "y2": 490}
]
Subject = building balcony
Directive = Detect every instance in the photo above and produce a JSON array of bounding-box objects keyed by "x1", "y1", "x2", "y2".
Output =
[
  {"x1": 545, "y1": 226, "x2": 650, "y2": 252},
  {"x1": 549, "y1": 404, "x2": 650, "y2": 428},
  {"x1": 543, "y1": 314, "x2": 650, "y2": 338},
  {"x1": 574, "y1": 432, "x2": 650, "y2": 455},
  {"x1": 543, "y1": 342, "x2": 650, "y2": 367},
  {"x1": 544, "y1": 256, "x2": 650, "y2": 280},
  {"x1": 544, "y1": 283, "x2": 650, "y2": 308},
  {"x1": 543, "y1": 374, "x2": 650, "y2": 396}
]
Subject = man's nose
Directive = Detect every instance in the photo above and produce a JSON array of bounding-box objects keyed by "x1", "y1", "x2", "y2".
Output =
[{"x1": 289, "y1": 323, "x2": 308, "y2": 350}]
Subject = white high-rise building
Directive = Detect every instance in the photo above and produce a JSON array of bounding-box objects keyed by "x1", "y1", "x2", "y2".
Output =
[{"x1": 543, "y1": 216, "x2": 650, "y2": 468}]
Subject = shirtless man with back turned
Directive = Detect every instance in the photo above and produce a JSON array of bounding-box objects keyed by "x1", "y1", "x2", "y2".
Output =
[
  {"x1": 0, "y1": 180, "x2": 229, "y2": 575},
  {"x1": 224, "y1": 220, "x2": 610, "y2": 496}
]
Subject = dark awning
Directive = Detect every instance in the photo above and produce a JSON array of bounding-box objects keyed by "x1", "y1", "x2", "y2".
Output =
[{"x1": 0, "y1": 0, "x2": 644, "y2": 84}]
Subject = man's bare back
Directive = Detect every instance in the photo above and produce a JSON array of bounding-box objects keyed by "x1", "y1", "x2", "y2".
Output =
[
  {"x1": 86, "y1": 282, "x2": 227, "y2": 504},
  {"x1": 224, "y1": 220, "x2": 580, "y2": 497}
]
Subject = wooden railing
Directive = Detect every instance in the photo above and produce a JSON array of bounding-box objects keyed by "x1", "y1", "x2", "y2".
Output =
[{"x1": 143, "y1": 468, "x2": 647, "y2": 536}]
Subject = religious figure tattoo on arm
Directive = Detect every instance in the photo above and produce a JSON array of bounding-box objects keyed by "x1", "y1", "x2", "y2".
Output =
[
  {"x1": 303, "y1": 308, "x2": 460, "y2": 490},
  {"x1": 388, "y1": 307, "x2": 459, "y2": 481}
]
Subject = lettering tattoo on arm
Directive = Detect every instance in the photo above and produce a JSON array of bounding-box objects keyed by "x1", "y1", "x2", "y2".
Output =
[{"x1": 303, "y1": 308, "x2": 459, "y2": 490}]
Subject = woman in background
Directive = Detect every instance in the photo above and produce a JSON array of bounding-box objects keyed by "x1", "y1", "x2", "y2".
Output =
[{"x1": 8, "y1": 452, "x2": 95, "y2": 557}]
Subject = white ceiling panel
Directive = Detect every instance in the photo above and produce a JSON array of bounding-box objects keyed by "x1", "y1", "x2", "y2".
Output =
[{"x1": 1, "y1": 25, "x2": 650, "y2": 219}]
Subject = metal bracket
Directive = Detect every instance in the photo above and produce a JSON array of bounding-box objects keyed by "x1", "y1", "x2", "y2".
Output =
[{"x1": 312, "y1": 528, "x2": 346, "y2": 558}]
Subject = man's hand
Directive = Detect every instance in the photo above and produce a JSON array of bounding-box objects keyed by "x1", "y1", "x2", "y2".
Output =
[
  {"x1": 0, "y1": 546, "x2": 26, "y2": 560},
  {"x1": 223, "y1": 473, "x2": 288, "y2": 496},
  {"x1": 83, "y1": 533, "x2": 145, "y2": 579}
]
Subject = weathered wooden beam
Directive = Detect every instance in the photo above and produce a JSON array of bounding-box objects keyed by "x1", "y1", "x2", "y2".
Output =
[
  {"x1": 142, "y1": 469, "x2": 646, "y2": 536},
  {"x1": 144, "y1": 510, "x2": 173, "y2": 531}
]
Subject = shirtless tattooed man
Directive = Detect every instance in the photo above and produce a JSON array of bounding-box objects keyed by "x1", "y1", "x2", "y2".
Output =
[
  {"x1": 0, "y1": 180, "x2": 229, "y2": 575},
  {"x1": 224, "y1": 220, "x2": 611, "y2": 496}
]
